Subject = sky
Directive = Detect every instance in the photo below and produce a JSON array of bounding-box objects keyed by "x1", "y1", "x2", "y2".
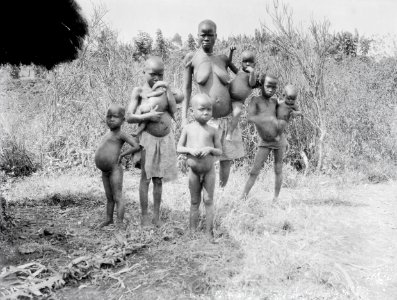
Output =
[{"x1": 77, "y1": 0, "x2": 397, "y2": 42}]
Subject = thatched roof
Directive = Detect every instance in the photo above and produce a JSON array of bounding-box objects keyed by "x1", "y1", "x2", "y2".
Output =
[{"x1": 0, "y1": 0, "x2": 88, "y2": 70}]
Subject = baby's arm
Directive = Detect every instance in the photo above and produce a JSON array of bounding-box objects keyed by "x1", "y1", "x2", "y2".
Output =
[
  {"x1": 177, "y1": 127, "x2": 201, "y2": 157},
  {"x1": 126, "y1": 87, "x2": 163, "y2": 124},
  {"x1": 226, "y1": 47, "x2": 238, "y2": 74},
  {"x1": 290, "y1": 103, "x2": 303, "y2": 118},
  {"x1": 152, "y1": 81, "x2": 177, "y2": 120},
  {"x1": 247, "y1": 67, "x2": 257, "y2": 87},
  {"x1": 119, "y1": 132, "x2": 140, "y2": 162}
]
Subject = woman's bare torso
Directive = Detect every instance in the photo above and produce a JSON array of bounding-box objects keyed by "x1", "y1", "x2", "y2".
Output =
[{"x1": 191, "y1": 50, "x2": 232, "y2": 118}]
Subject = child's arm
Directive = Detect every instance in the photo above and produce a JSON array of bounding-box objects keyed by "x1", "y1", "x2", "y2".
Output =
[
  {"x1": 177, "y1": 127, "x2": 201, "y2": 157},
  {"x1": 247, "y1": 67, "x2": 257, "y2": 87},
  {"x1": 126, "y1": 87, "x2": 163, "y2": 124},
  {"x1": 119, "y1": 132, "x2": 140, "y2": 162},
  {"x1": 247, "y1": 97, "x2": 260, "y2": 123},
  {"x1": 290, "y1": 104, "x2": 303, "y2": 118},
  {"x1": 228, "y1": 46, "x2": 238, "y2": 74},
  {"x1": 200, "y1": 130, "x2": 222, "y2": 157}
]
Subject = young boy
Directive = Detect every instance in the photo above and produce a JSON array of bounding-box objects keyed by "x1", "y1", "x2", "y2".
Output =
[
  {"x1": 177, "y1": 93, "x2": 222, "y2": 240},
  {"x1": 94, "y1": 103, "x2": 140, "y2": 228},
  {"x1": 276, "y1": 84, "x2": 302, "y2": 135},
  {"x1": 226, "y1": 48, "x2": 257, "y2": 141},
  {"x1": 126, "y1": 56, "x2": 179, "y2": 227},
  {"x1": 241, "y1": 75, "x2": 286, "y2": 202}
]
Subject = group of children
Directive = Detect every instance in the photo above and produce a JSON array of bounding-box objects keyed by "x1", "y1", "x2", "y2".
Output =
[{"x1": 94, "y1": 45, "x2": 301, "y2": 240}]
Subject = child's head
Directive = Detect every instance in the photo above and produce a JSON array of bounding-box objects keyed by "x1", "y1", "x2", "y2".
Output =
[
  {"x1": 191, "y1": 93, "x2": 213, "y2": 124},
  {"x1": 260, "y1": 74, "x2": 278, "y2": 98},
  {"x1": 283, "y1": 85, "x2": 298, "y2": 105},
  {"x1": 197, "y1": 20, "x2": 217, "y2": 52},
  {"x1": 144, "y1": 56, "x2": 164, "y2": 88},
  {"x1": 106, "y1": 104, "x2": 125, "y2": 130},
  {"x1": 241, "y1": 50, "x2": 255, "y2": 71}
]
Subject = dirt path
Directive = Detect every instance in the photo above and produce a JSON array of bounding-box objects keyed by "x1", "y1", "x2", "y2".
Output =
[{"x1": 326, "y1": 183, "x2": 397, "y2": 299}]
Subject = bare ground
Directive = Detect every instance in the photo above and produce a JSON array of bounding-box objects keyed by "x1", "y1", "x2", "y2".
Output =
[{"x1": 0, "y1": 172, "x2": 396, "y2": 299}]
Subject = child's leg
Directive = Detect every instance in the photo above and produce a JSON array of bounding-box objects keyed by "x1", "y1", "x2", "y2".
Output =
[
  {"x1": 152, "y1": 177, "x2": 163, "y2": 226},
  {"x1": 241, "y1": 147, "x2": 271, "y2": 198},
  {"x1": 226, "y1": 102, "x2": 243, "y2": 141},
  {"x1": 109, "y1": 165, "x2": 124, "y2": 224},
  {"x1": 202, "y1": 167, "x2": 216, "y2": 239},
  {"x1": 273, "y1": 146, "x2": 285, "y2": 202},
  {"x1": 139, "y1": 148, "x2": 151, "y2": 226},
  {"x1": 188, "y1": 169, "x2": 202, "y2": 232},
  {"x1": 100, "y1": 171, "x2": 114, "y2": 227},
  {"x1": 219, "y1": 160, "x2": 232, "y2": 188}
]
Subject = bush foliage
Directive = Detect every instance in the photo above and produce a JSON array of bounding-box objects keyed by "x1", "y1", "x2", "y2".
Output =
[{"x1": 0, "y1": 6, "x2": 396, "y2": 177}]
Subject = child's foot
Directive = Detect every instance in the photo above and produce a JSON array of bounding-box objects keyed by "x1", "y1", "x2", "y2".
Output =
[
  {"x1": 206, "y1": 232, "x2": 217, "y2": 244},
  {"x1": 99, "y1": 220, "x2": 113, "y2": 228},
  {"x1": 152, "y1": 218, "x2": 164, "y2": 227},
  {"x1": 272, "y1": 197, "x2": 279, "y2": 207},
  {"x1": 141, "y1": 215, "x2": 151, "y2": 227},
  {"x1": 115, "y1": 220, "x2": 127, "y2": 230}
]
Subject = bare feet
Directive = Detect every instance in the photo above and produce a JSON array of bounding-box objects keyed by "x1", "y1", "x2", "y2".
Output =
[
  {"x1": 115, "y1": 220, "x2": 126, "y2": 230},
  {"x1": 99, "y1": 220, "x2": 113, "y2": 228},
  {"x1": 152, "y1": 218, "x2": 164, "y2": 227},
  {"x1": 141, "y1": 215, "x2": 151, "y2": 227}
]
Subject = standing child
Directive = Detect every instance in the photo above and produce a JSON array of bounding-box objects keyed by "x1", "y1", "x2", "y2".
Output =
[
  {"x1": 95, "y1": 104, "x2": 140, "y2": 228},
  {"x1": 177, "y1": 94, "x2": 222, "y2": 240},
  {"x1": 276, "y1": 84, "x2": 302, "y2": 136},
  {"x1": 126, "y1": 56, "x2": 179, "y2": 227},
  {"x1": 241, "y1": 75, "x2": 287, "y2": 202},
  {"x1": 227, "y1": 49, "x2": 257, "y2": 141}
]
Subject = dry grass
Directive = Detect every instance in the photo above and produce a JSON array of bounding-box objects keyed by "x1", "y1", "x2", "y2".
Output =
[{"x1": 1, "y1": 167, "x2": 397, "y2": 299}]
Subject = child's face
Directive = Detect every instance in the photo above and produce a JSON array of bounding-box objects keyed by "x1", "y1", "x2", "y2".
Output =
[
  {"x1": 144, "y1": 64, "x2": 164, "y2": 88},
  {"x1": 241, "y1": 53, "x2": 255, "y2": 72},
  {"x1": 193, "y1": 98, "x2": 213, "y2": 123},
  {"x1": 283, "y1": 93, "x2": 297, "y2": 105},
  {"x1": 106, "y1": 108, "x2": 124, "y2": 130},
  {"x1": 198, "y1": 23, "x2": 217, "y2": 52},
  {"x1": 263, "y1": 77, "x2": 278, "y2": 98}
]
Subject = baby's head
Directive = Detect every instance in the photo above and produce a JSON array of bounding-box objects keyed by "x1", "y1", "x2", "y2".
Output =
[
  {"x1": 106, "y1": 103, "x2": 125, "y2": 130},
  {"x1": 241, "y1": 50, "x2": 255, "y2": 72},
  {"x1": 283, "y1": 85, "x2": 298, "y2": 105},
  {"x1": 191, "y1": 93, "x2": 213, "y2": 124},
  {"x1": 144, "y1": 56, "x2": 164, "y2": 88}
]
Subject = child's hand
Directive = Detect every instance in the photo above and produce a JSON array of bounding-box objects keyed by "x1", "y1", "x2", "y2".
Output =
[
  {"x1": 190, "y1": 149, "x2": 202, "y2": 157},
  {"x1": 230, "y1": 45, "x2": 236, "y2": 52},
  {"x1": 199, "y1": 147, "x2": 213, "y2": 157},
  {"x1": 147, "y1": 105, "x2": 164, "y2": 122},
  {"x1": 152, "y1": 81, "x2": 168, "y2": 90},
  {"x1": 245, "y1": 66, "x2": 254, "y2": 73}
]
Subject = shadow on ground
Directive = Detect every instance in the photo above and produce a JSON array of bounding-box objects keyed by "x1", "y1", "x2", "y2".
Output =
[{"x1": 0, "y1": 192, "x2": 242, "y2": 299}]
